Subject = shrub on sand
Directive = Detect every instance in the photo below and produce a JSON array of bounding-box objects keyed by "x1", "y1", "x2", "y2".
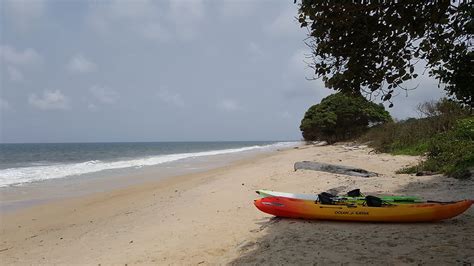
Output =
[{"x1": 360, "y1": 99, "x2": 473, "y2": 178}]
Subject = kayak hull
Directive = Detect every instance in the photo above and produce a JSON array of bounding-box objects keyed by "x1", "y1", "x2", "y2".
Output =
[{"x1": 254, "y1": 197, "x2": 473, "y2": 222}]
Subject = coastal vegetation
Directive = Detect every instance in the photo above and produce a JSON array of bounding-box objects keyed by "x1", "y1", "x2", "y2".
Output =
[
  {"x1": 300, "y1": 95, "x2": 474, "y2": 178},
  {"x1": 360, "y1": 99, "x2": 473, "y2": 178},
  {"x1": 300, "y1": 92, "x2": 391, "y2": 143},
  {"x1": 296, "y1": 1, "x2": 473, "y2": 177}
]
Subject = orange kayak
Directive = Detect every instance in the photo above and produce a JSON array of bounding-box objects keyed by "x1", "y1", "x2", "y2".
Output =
[{"x1": 254, "y1": 197, "x2": 473, "y2": 222}]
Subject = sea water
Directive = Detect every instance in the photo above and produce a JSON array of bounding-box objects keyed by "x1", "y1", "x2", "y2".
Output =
[
  {"x1": 0, "y1": 141, "x2": 297, "y2": 187},
  {"x1": 0, "y1": 141, "x2": 298, "y2": 211}
]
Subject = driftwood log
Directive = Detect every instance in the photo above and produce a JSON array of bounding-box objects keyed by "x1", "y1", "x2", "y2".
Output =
[{"x1": 294, "y1": 161, "x2": 378, "y2": 177}]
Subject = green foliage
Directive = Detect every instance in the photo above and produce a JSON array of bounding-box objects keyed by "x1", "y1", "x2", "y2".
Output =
[
  {"x1": 422, "y1": 117, "x2": 474, "y2": 178},
  {"x1": 433, "y1": 51, "x2": 474, "y2": 107},
  {"x1": 359, "y1": 99, "x2": 470, "y2": 154},
  {"x1": 300, "y1": 92, "x2": 392, "y2": 143},
  {"x1": 359, "y1": 120, "x2": 431, "y2": 155},
  {"x1": 360, "y1": 99, "x2": 473, "y2": 178},
  {"x1": 296, "y1": 1, "x2": 473, "y2": 106}
]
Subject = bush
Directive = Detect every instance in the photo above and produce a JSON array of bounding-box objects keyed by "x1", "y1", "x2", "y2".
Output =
[
  {"x1": 422, "y1": 117, "x2": 474, "y2": 178},
  {"x1": 359, "y1": 119, "x2": 430, "y2": 155},
  {"x1": 300, "y1": 93, "x2": 392, "y2": 143},
  {"x1": 360, "y1": 98, "x2": 473, "y2": 178},
  {"x1": 359, "y1": 98, "x2": 470, "y2": 155}
]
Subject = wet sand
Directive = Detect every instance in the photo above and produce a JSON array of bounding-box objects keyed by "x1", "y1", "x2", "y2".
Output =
[
  {"x1": 1, "y1": 144, "x2": 473, "y2": 264},
  {"x1": 0, "y1": 148, "x2": 275, "y2": 212}
]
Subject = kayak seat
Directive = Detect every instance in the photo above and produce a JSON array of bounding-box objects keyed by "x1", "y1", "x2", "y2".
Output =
[
  {"x1": 318, "y1": 192, "x2": 335, "y2": 205},
  {"x1": 365, "y1": 195, "x2": 383, "y2": 207}
]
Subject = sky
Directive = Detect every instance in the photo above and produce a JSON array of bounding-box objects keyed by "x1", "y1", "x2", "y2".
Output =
[{"x1": 0, "y1": 0, "x2": 447, "y2": 143}]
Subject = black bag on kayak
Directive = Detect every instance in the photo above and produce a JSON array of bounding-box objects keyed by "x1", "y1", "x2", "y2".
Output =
[
  {"x1": 318, "y1": 192, "x2": 335, "y2": 205},
  {"x1": 365, "y1": 195, "x2": 383, "y2": 207},
  {"x1": 347, "y1": 189, "x2": 361, "y2": 197}
]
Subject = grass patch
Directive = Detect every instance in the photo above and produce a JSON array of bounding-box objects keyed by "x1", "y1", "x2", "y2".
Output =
[
  {"x1": 421, "y1": 117, "x2": 474, "y2": 179},
  {"x1": 390, "y1": 142, "x2": 429, "y2": 156},
  {"x1": 359, "y1": 99, "x2": 473, "y2": 178}
]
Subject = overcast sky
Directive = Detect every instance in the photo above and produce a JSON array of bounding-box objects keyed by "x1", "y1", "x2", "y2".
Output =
[{"x1": 0, "y1": 0, "x2": 446, "y2": 143}]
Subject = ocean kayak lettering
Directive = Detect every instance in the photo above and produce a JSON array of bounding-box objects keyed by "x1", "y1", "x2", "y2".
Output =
[{"x1": 334, "y1": 211, "x2": 369, "y2": 215}]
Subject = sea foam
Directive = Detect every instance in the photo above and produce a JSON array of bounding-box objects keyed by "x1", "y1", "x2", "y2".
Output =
[{"x1": 0, "y1": 142, "x2": 297, "y2": 187}]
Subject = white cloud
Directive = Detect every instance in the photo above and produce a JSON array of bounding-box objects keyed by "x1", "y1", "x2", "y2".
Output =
[
  {"x1": 218, "y1": 0, "x2": 257, "y2": 19},
  {"x1": 87, "y1": 0, "x2": 169, "y2": 41},
  {"x1": 0, "y1": 45, "x2": 41, "y2": 66},
  {"x1": 217, "y1": 99, "x2": 242, "y2": 112},
  {"x1": 265, "y1": 6, "x2": 301, "y2": 37},
  {"x1": 106, "y1": 0, "x2": 155, "y2": 19},
  {"x1": 140, "y1": 22, "x2": 170, "y2": 42},
  {"x1": 67, "y1": 54, "x2": 97, "y2": 73},
  {"x1": 88, "y1": 0, "x2": 157, "y2": 23},
  {"x1": 89, "y1": 85, "x2": 118, "y2": 104},
  {"x1": 289, "y1": 49, "x2": 313, "y2": 77},
  {"x1": 156, "y1": 89, "x2": 184, "y2": 107},
  {"x1": 247, "y1": 42, "x2": 263, "y2": 57},
  {"x1": 7, "y1": 65, "x2": 24, "y2": 82},
  {"x1": 87, "y1": 103, "x2": 98, "y2": 111},
  {"x1": 168, "y1": 0, "x2": 205, "y2": 41},
  {"x1": 28, "y1": 90, "x2": 69, "y2": 110},
  {"x1": 281, "y1": 49, "x2": 329, "y2": 100},
  {"x1": 87, "y1": 0, "x2": 205, "y2": 42},
  {"x1": 279, "y1": 111, "x2": 292, "y2": 119},
  {"x1": 3, "y1": 0, "x2": 46, "y2": 31},
  {"x1": 1, "y1": 46, "x2": 41, "y2": 83},
  {"x1": 0, "y1": 98, "x2": 11, "y2": 110}
]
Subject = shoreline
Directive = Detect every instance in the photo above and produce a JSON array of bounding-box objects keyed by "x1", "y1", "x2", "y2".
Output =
[
  {"x1": 1, "y1": 144, "x2": 473, "y2": 264},
  {"x1": 0, "y1": 144, "x2": 291, "y2": 213}
]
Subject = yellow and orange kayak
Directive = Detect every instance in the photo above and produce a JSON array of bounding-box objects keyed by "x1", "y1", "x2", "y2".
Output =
[{"x1": 254, "y1": 197, "x2": 473, "y2": 222}]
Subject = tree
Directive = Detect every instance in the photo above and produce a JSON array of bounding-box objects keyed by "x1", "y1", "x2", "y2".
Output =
[
  {"x1": 296, "y1": 1, "x2": 473, "y2": 107},
  {"x1": 300, "y1": 92, "x2": 392, "y2": 143}
]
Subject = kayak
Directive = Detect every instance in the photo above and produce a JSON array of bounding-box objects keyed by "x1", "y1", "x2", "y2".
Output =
[
  {"x1": 256, "y1": 189, "x2": 422, "y2": 203},
  {"x1": 254, "y1": 196, "x2": 473, "y2": 222}
]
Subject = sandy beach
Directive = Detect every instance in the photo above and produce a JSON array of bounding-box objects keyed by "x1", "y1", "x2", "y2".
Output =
[{"x1": 1, "y1": 144, "x2": 473, "y2": 265}]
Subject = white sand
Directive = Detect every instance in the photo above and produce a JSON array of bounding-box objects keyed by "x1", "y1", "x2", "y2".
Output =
[{"x1": 1, "y1": 144, "x2": 473, "y2": 264}]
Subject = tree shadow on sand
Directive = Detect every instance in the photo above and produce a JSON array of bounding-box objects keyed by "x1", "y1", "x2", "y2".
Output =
[{"x1": 229, "y1": 176, "x2": 474, "y2": 265}]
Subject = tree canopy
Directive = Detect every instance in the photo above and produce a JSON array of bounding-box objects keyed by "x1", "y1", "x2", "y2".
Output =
[
  {"x1": 296, "y1": 1, "x2": 473, "y2": 107},
  {"x1": 300, "y1": 92, "x2": 392, "y2": 143}
]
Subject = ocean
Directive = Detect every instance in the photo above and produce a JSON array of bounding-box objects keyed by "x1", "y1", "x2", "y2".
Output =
[{"x1": 0, "y1": 141, "x2": 297, "y2": 187}]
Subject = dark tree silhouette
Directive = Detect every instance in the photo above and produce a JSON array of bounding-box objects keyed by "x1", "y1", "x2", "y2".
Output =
[{"x1": 296, "y1": 1, "x2": 473, "y2": 107}]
